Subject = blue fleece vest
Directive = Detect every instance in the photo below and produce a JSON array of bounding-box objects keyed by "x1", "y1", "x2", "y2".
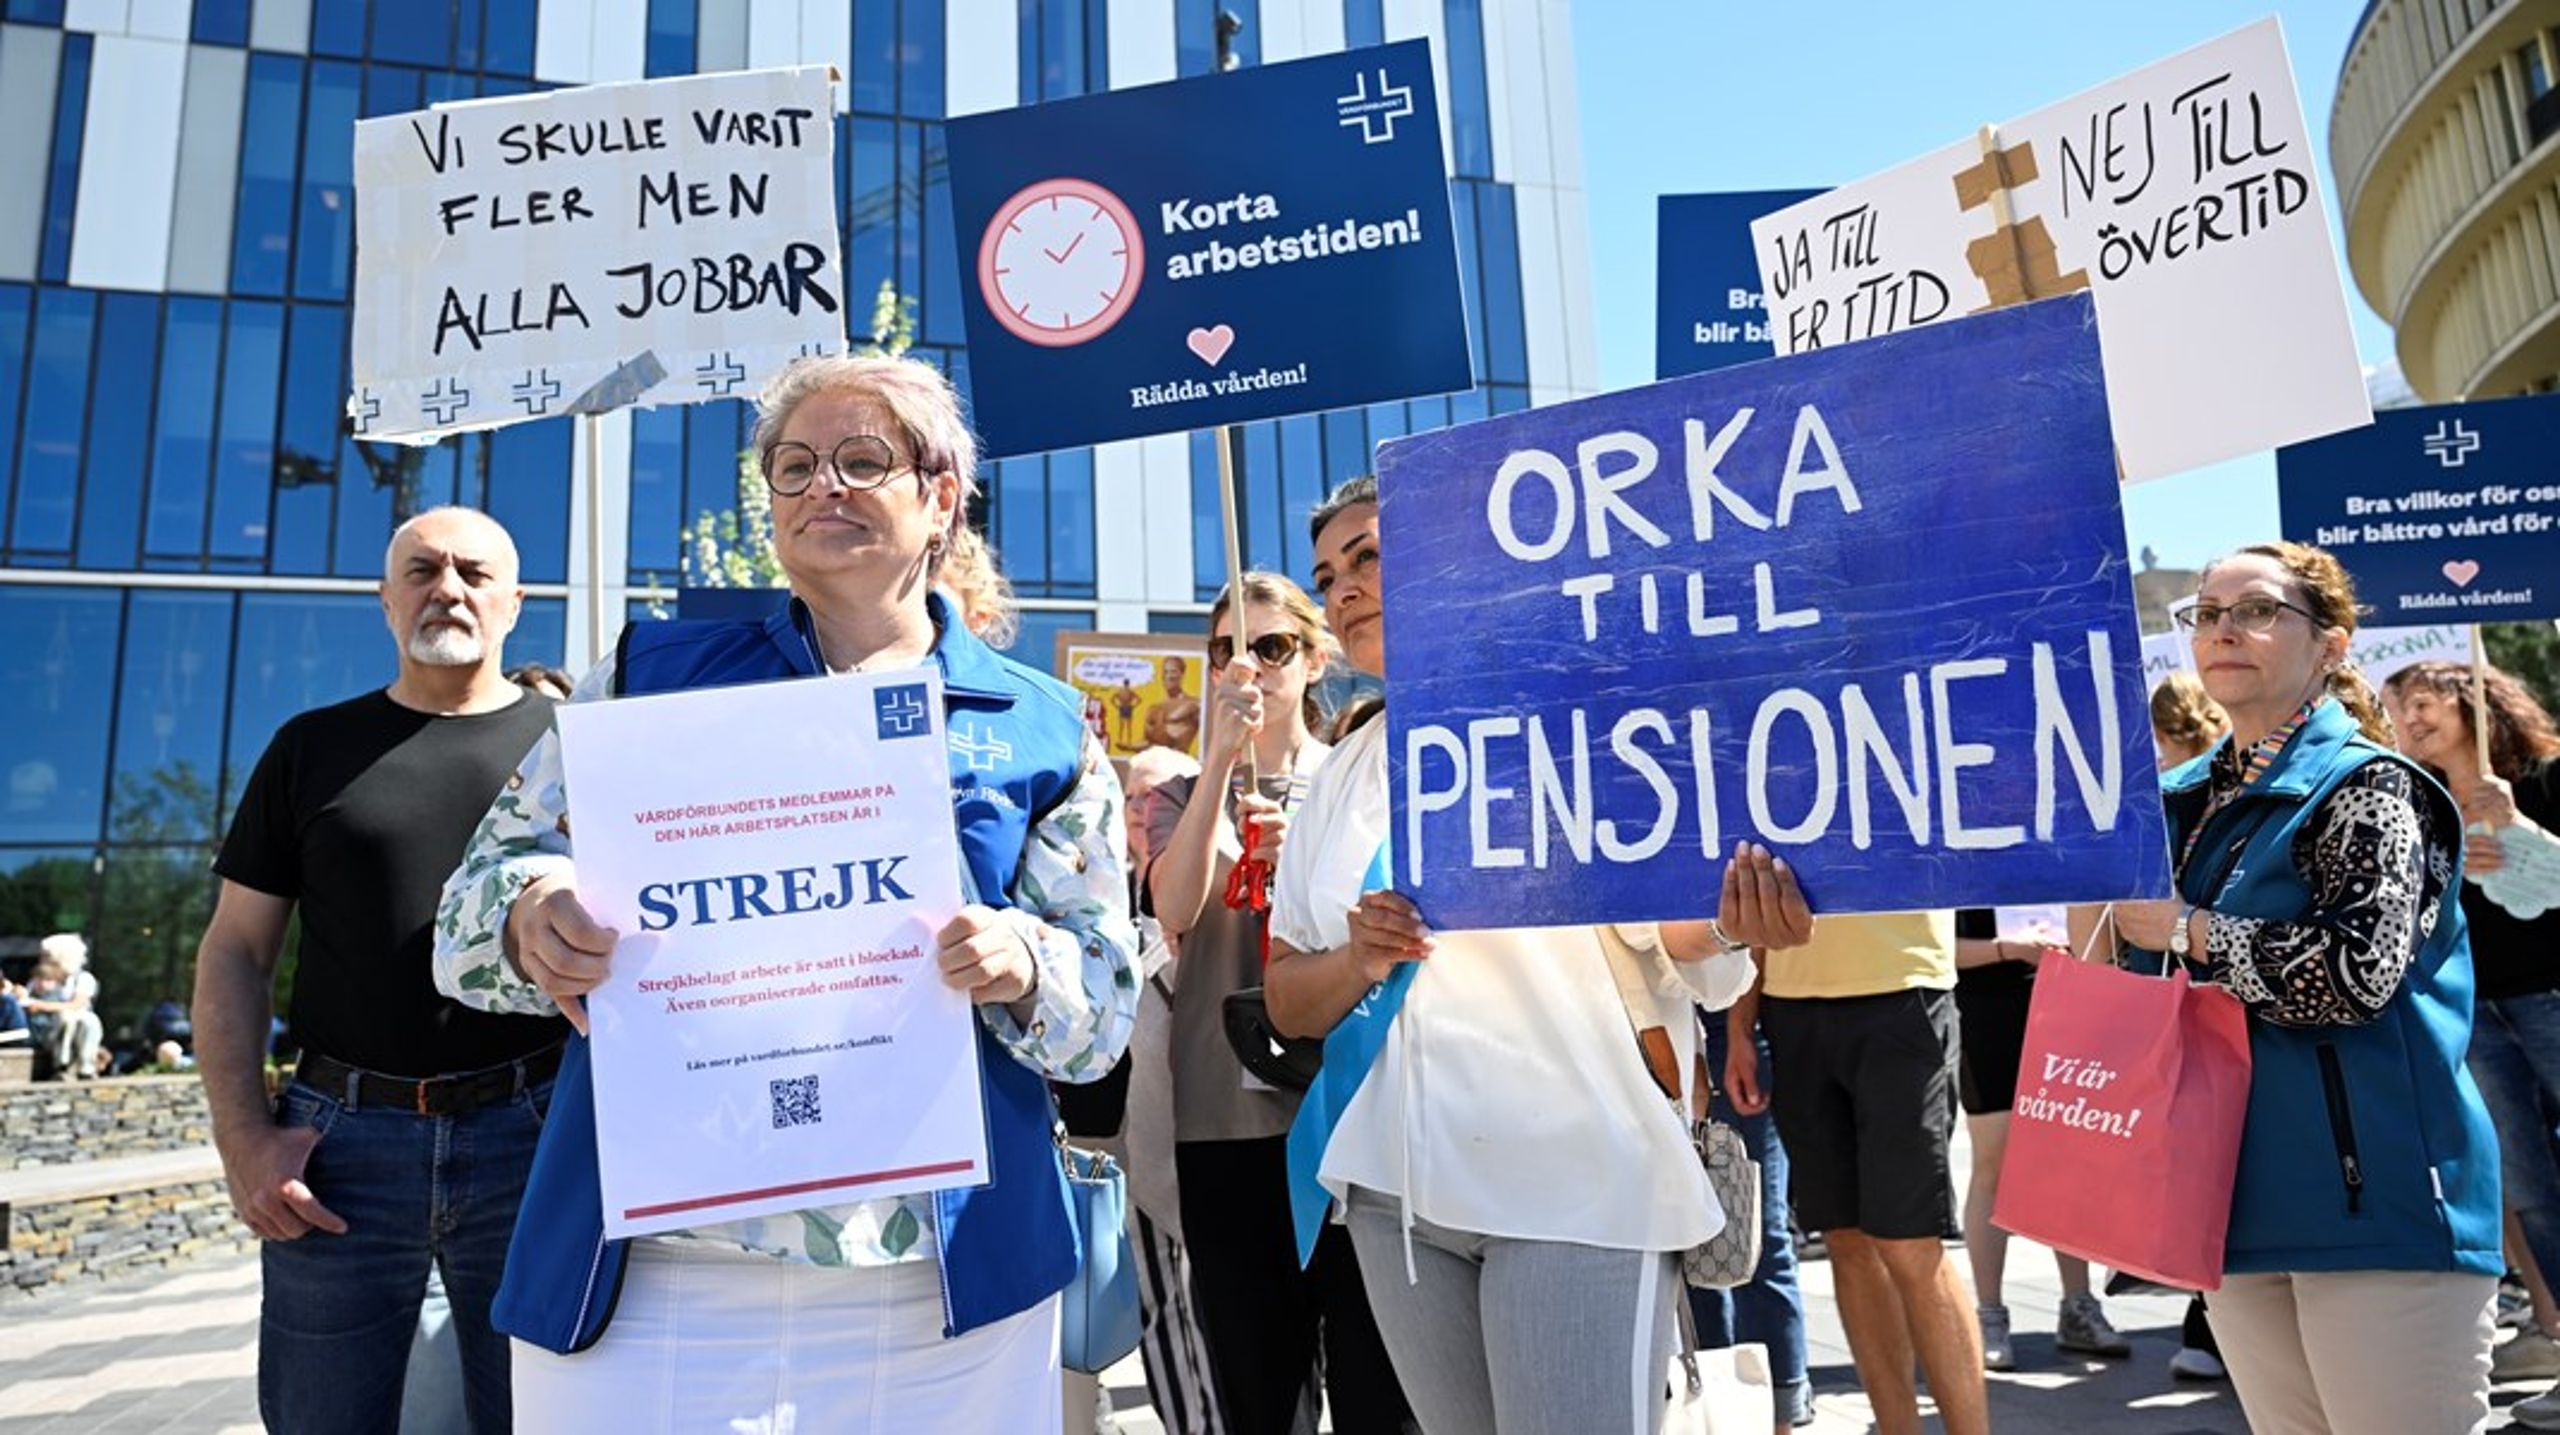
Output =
[
  {"x1": 491, "y1": 593, "x2": 1090, "y2": 1353},
  {"x1": 2143, "y1": 700, "x2": 2500, "y2": 1278}
]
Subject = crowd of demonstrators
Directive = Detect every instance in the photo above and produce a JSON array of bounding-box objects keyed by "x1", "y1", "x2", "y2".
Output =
[
  {"x1": 2102, "y1": 541, "x2": 2501, "y2": 1434},
  {"x1": 431, "y1": 353, "x2": 1137, "y2": 1433},
  {"x1": 2383, "y1": 658, "x2": 2560, "y2": 1428},
  {"x1": 192, "y1": 505, "x2": 565, "y2": 1432}
]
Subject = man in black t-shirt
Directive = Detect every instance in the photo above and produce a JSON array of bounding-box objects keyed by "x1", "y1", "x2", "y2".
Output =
[{"x1": 194, "y1": 506, "x2": 566, "y2": 1434}]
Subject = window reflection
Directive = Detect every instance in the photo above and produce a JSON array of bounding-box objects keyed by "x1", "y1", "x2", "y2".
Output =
[{"x1": 0, "y1": 588, "x2": 120, "y2": 844}]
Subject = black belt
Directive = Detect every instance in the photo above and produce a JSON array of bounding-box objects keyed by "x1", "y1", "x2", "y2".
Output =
[{"x1": 297, "y1": 1044, "x2": 564, "y2": 1117}]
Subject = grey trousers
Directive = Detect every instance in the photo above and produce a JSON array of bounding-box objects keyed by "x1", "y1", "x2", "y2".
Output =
[{"x1": 1343, "y1": 1187, "x2": 1678, "y2": 1435}]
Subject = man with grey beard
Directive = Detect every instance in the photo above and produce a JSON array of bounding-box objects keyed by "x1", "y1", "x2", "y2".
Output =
[{"x1": 194, "y1": 507, "x2": 566, "y2": 1433}]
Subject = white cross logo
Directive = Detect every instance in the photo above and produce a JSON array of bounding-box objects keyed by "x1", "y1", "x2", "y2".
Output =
[
  {"x1": 876, "y1": 686, "x2": 929, "y2": 738},
  {"x1": 1336, "y1": 68, "x2": 1414, "y2": 145},
  {"x1": 948, "y1": 721, "x2": 1014, "y2": 772},
  {"x1": 2421, "y1": 419, "x2": 2481, "y2": 468}
]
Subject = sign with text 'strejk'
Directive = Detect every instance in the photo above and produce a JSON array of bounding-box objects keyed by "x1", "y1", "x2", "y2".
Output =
[
  {"x1": 1655, "y1": 189, "x2": 1821, "y2": 380},
  {"x1": 2277, "y1": 393, "x2": 2560, "y2": 626},
  {"x1": 351, "y1": 67, "x2": 844, "y2": 442},
  {"x1": 1377, "y1": 294, "x2": 2171, "y2": 928},
  {"x1": 945, "y1": 40, "x2": 1473, "y2": 458}
]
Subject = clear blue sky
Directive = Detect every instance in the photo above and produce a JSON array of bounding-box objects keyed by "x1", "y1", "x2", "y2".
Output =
[{"x1": 1572, "y1": 1, "x2": 2389, "y2": 574}]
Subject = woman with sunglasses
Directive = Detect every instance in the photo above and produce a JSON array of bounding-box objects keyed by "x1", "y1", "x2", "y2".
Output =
[
  {"x1": 2107, "y1": 542, "x2": 2497, "y2": 1434},
  {"x1": 1142, "y1": 572, "x2": 1410, "y2": 1434},
  {"x1": 432, "y1": 354, "x2": 1136, "y2": 1433}
]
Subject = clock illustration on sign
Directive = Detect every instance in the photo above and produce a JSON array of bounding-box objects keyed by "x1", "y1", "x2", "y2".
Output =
[{"x1": 977, "y1": 178, "x2": 1145, "y2": 347}]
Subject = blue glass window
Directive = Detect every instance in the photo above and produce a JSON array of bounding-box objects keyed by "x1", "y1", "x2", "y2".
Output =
[
  {"x1": 456, "y1": 0, "x2": 484, "y2": 71},
  {"x1": 1448, "y1": 386, "x2": 1490, "y2": 427},
  {"x1": 680, "y1": 401, "x2": 752, "y2": 563},
  {"x1": 626, "y1": 404, "x2": 685, "y2": 578},
  {"x1": 1044, "y1": 446, "x2": 1095, "y2": 596},
  {"x1": 852, "y1": 0, "x2": 897, "y2": 114},
  {"x1": 0, "y1": 849, "x2": 95, "y2": 946},
  {"x1": 645, "y1": 0, "x2": 696, "y2": 77},
  {"x1": 1082, "y1": 0, "x2": 1108, "y2": 91},
  {"x1": 512, "y1": 596, "x2": 568, "y2": 674},
  {"x1": 1148, "y1": 610, "x2": 1208, "y2": 635},
  {"x1": 0, "y1": 286, "x2": 32, "y2": 549},
  {"x1": 373, "y1": 0, "x2": 453, "y2": 67},
  {"x1": 897, "y1": 122, "x2": 924, "y2": 318},
  {"x1": 1035, "y1": 0, "x2": 1086, "y2": 101},
  {"x1": 1489, "y1": 383, "x2": 1528, "y2": 416},
  {"x1": 900, "y1": 0, "x2": 945, "y2": 117},
  {"x1": 1450, "y1": 182, "x2": 1488, "y2": 390},
  {"x1": 75, "y1": 293, "x2": 162, "y2": 571},
  {"x1": 483, "y1": 0, "x2": 536, "y2": 76},
  {"x1": 995, "y1": 456, "x2": 1049, "y2": 590},
  {"x1": 225, "y1": 596, "x2": 392, "y2": 810},
  {"x1": 1476, "y1": 183, "x2": 1528, "y2": 386},
  {"x1": 312, "y1": 0, "x2": 368, "y2": 57},
  {"x1": 12, "y1": 287, "x2": 94, "y2": 557},
  {"x1": 483, "y1": 417, "x2": 571, "y2": 584},
  {"x1": 364, "y1": 62, "x2": 425, "y2": 118},
  {"x1": 921, "y1": 125, "x2": 963, "y2": 348},
  {"x1": 193, "y1": 0, "x2": 251, "y2": 46},
  {"x1": 232, "y1": 56, "x2": 305, "y2": 297},
  {"x1": 1002, "y1": 607, "x2": 1089, "y2": 663},
  {"x1": 1345, "y1": 0, "x2": 1384, "y2": 49},
  {"x1": 1189, "y1": 430, "x2": 1221, "y2": 599},
  {"x1": 331, "y1": 431, "x2": 401, "y2": 578},
  {"x1": 110, "y1": 592, "x2": 234, "y2": 842},
  {"x1": 1175, "y1": 0, "x2": 1213, "y2": 75},
  {"x1": 294, "y1": 62, "x2": 361, "y2": 300},
  {"x1": 1277, "y1": 415, "x2": 1321, "y2": 580},
  {"x1": 38, "y1": 33, "x2": 92, "y2": 285},
  {"x1": 268, "y1": 303, "x2": 344, "y2": 575},
  {"x1": 6, "y1": 0, "x2": 65, "y2": 22},
  {"x1": 846, "y1": 118, "x2": 896, "y2": 320},
  {"x1": 1320, "y1": 408, "x2": 1368, "y2": 491},
  {"x1": 0, "y1": 586, "x2": 121, "y2": 844},
  {"x1": 1443, "y1": 0, "x2": 1493, "y2": 180},
  {"x1": 209, "y1": 300, "x2": 285, "y2": 564},
  {"x1": 1240, "y1": 421, "x2": 1282, "y2": 574}
]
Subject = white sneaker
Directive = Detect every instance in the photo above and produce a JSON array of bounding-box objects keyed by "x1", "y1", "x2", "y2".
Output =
[
  {"x1": 2514, "y1": 1379, "x2": 2560, "y2": 1430},
  {"x1": 2496, "y1": 1330, "x2": 2560, "y2": 1382},
  {"x1": 1978, "y1": 1305, "x2": 2014, "y2": 1372},
  {"x1": 2167, "y1": 1345, "x2": 2226, "y2": 1382}
]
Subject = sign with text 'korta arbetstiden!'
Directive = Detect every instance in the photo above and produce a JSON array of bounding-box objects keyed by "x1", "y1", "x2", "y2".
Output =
[
  {"x1": 351, "y1": 67, "x2": 844, "y2": 442},
  {"x1": 1379, "y1": 294, "x2": 2171, "y2": 928},
  {"x1": 2277, "y1": 393, "x2": 2560, "y2": 626},
  {"x1": 946, "y1": 40, "x2": 1471, "y2": 458}
]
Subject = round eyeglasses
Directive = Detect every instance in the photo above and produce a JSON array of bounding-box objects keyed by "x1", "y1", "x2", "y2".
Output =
[{"x1": 759, "y1": 435, "x2": 912, "y2": 497}]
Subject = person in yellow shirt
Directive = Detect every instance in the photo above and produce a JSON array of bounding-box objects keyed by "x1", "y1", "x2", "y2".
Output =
[{"x1": 1724, "y1": 911, "x2": 1989, "y2": 1435}]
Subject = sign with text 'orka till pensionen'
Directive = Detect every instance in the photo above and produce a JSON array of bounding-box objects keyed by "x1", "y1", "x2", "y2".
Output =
[{"x1": 1378, "y1": 294, "x2": 2172, "y2": 929}]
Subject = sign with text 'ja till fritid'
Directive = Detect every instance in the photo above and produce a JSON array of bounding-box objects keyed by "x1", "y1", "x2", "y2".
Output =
[
  {"x1": 1378, "y1": 294, "x2": 2171, "y2": 929},
  {"x1": 351, "y1": 67, "x2": 844, "y2": 442},
  {"x1": 1748, "y1": 18, "x2": 2369, "y2": 482},
  {"x1": 945, "y1": 39, "x2": 1472, "y2": 458},
  {"x1": 1656, "y1": 189, "x2": 1822, "y2": 380},
  {"x1": 2277, "y1": 393, "x2": 2560, "y2": 625}
]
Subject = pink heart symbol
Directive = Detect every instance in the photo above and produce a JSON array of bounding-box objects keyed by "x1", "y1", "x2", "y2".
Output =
[
  {"x1": 1186, "y1": 325, "x2": 1235, "y2": 367},
  {"x1": 2443, "y1": 559, "x2": 2481, "y2": 588}
]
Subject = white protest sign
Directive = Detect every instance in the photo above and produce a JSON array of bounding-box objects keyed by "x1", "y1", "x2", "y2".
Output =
[
  {"x1": 557, "y1": 669, "x2": 987, "y2": 1239},
  {"x1": 1751, "y1": 18, "x2": 2369, "y2": 481},
  {"x1": 352, "y1": 67, "x2": 843, "y2": 442},
  {"x1": 2141, "y1": 631, "x2": 2194, "y2": 686},
  {"x1": 2141, "y1": 617, "x2": 2469, "y2": 692}
]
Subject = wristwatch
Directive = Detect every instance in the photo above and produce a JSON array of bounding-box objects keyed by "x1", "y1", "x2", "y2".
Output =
[{"x1": 2167, "y1": 903, "x2": 2195, "y2": 962}]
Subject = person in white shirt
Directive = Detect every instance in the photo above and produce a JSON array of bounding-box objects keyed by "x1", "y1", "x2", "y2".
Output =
[{"x1": 1265, "y1": 476, "x2": 1814, "y2": 1435}]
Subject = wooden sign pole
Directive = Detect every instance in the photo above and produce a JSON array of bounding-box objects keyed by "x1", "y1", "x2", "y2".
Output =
[{"x1": 1212, "y1": 422, "x2": 1255, "y2": 786}]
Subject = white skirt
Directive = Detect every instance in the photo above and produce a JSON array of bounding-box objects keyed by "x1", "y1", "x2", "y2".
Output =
[{"x1": 512, "y1": 1240, "x2": 1062, "y2": 1435}]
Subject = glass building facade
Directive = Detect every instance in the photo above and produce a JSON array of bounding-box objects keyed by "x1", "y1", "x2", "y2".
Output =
[{"x1": 0, "y1": 0, "x2": 1594, "y2": 1034}]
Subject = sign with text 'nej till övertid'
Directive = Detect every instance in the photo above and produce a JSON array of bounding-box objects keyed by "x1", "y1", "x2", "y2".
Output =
[
  {"x1": 1748, "y1": 18, "x2": 2369, "y2": 482},
  {"x1": 2277, "y1": 393, "x2": 2560, "y2": 625},
  {"x1": 1657, "y1": 189, "x2": 1822, "y2": 380},
  {"x1": 946, "y1": 40, "x2": 1471, "y2": 458},
  {"x1": 352, "y1": 67, "x2": 844, "y2": 442},
  {"x1": 1377, "y1": 294, "x2": 2171, "y2": 928}
]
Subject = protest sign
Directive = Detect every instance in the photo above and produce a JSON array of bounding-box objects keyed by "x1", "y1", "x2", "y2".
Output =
[
  {"x1": 946, "y1": 40, "x2": 1471, "y2": 458},
  {"x1": 1056, "y1": 631, "x2": 1206, "y2": 759},
  {"x1": 2141, "y1": 622, "x2": 2469, "y2": 699},
  {"x1": 2277, "y1": 393, "x2": 2560, "y2": 625},
  {"x1": 1749, "y1": 18, "x2": 2369, "y2": 482},
  {"x1": 1377, "y1": 293, "x2": 2170, "y2": 927},
  {"x1": 351, "y1": 67, "x2": 843, "y2": 442},
  {"x1": 558, "y1": 669, "x2": 985, "y2": 1238},
  {"x1": 1656, "y1": 189, "x2": 1822, "y2": 380}
]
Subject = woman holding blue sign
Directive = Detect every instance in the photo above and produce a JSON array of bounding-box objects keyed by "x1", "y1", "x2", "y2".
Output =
[
  {"x1": 2109, "y1": 541, "x2": 2498, "y2": 1435},
  {"x1": 431, "y1": 354, "x2": 1137, "y2": 1434},
  {"x1": 1264, "y1": 476, "x2": 1814, "y2": 1435}
]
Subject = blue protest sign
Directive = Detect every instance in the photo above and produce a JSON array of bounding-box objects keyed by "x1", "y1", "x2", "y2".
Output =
[
  {"x1": 945, "y1": 40, "x2": 1472, "y2": 458},
  {"x1": 1656, "y1": 189, "x2": 1821, "y2": 380},
  {"x1": 1376, "y1": 293, "x2": 2169, "y2": 928},
  {"x1": 2277, "y1": 394, "x2": 2560, "y2": 625}
]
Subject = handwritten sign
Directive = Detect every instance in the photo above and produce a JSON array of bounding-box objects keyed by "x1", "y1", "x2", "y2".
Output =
[
  {"x1": 2143, "y1": 620, "x2": 2470, "y2": 695},
  {"x1": 2278, "y1": 392, "x2": 2560, "y2": 625},
  {"x1": 1749, "y1": 18, "x2": 2369, "y2": 481},
  {"x1": 1377, "y1": 293, "x2": 2170, "y2": 927},
  {"x1": 1055, "y1": 631, "x2": 1205, "y2": 759},
  {"x1": 558, "y1": 669, "x2": 986, "y2": 1238},
  {"x1": 1656, "y1": 189, "x2": 1823, "y2": 379},
  {"x1": 351, "y1": 67, "x2": 844, "y2": 442},
  {"x1": 946, "y1": 39, "x2": 1471, "y2": 458}
]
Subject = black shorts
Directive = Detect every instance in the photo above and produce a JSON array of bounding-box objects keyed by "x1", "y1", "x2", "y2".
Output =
[
  {"x1": 1954, "y1": 966, "x2": 2034, "y2": 1116},
  {"x1": 1762, "y1": 987, "x2": 1959, "y2": 1241}
]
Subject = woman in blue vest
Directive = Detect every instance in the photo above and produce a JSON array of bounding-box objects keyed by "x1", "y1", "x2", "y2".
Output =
[
  {"x1": 2109, "y1": 541, "x2": 2498, "y2": 1435},
  {"x1": 432, "y1": 354, "x2": 1138, "y2": 1433}
]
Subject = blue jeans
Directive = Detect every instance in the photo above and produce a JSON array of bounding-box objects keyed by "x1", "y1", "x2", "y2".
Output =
[
  {"x1": 258, "y1": 1076, "x2": 550, "y2": 1435},
  {"x1": 2469, "y1": 992, "x2": 2560, "y2": 1290},
  {"x1": 1689, "y1": 1021, "x2": 1812, "y2": 1426}
]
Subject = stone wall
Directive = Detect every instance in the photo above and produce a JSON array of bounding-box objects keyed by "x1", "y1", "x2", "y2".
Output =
[
  {"x1": 2, "y1": 1179, "x2": 250, "y2": 1295},
  {"x1": 0, "y1": 1076, "x2": 212, "y2": 1169}
]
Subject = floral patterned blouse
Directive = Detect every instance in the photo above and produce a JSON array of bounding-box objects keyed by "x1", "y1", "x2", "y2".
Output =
[{"x1": 432, "y1": 653, "x2": 1137, "y2": 1268}]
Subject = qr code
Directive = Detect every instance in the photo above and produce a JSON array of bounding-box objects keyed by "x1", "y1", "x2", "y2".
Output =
[{"x1": 770, "y1": 1074, "x2": 822, "y2": 1130}]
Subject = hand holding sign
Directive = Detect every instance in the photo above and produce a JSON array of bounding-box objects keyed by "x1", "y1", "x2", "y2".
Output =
[{"x1": 507, "y1": 874, "x2": 619, "y2": 1035}]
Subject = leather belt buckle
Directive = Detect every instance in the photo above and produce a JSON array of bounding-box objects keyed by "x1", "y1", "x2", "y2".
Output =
[{"x1": 414, "y1": 1079, "x2": 433, "y2": 1116}]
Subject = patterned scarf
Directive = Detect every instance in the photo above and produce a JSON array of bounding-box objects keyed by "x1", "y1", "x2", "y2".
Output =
[{"x1": 2178, "y1": 697, "x2": 2324, "y2": 872}]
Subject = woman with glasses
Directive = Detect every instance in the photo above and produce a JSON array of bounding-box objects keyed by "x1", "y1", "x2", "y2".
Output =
[
  {"x1": 432, "y1": 354, "x2": 1136, "y2": 1433},
  {"x1": 2106, "y1": 542, "x2": 2497, "y2": 1435},
  {"x1": 1142, "y1": 571, "x2": 1410, "y2": 1434}
]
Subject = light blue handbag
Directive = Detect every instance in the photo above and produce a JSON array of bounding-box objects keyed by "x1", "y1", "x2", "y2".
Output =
[{"x1": 1058, "y1": 1142, "x2": 1142, "y2": 1374}]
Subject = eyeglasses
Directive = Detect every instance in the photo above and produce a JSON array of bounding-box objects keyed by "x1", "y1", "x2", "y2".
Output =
[
  {"x1": 1207, "y1": 632, "x2": 1306, "y2": 669},
  {"x1": 2174, "y1": 597, "x2": 2317, "y2": 635},
  {"x1": 759, "y1": 435, "x2": 913, "y2": 497}
]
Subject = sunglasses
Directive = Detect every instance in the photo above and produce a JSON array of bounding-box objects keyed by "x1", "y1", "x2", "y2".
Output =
[{"x1": 1207, "y1": 633, "x2": 1306, "y2": 669}]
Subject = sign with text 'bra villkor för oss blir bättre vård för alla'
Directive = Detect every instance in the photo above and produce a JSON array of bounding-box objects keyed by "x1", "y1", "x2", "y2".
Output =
[{"x1": 943, "y1": 39, "x2": 1473, "y2": 458}]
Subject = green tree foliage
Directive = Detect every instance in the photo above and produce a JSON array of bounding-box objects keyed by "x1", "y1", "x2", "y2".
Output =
[{"x1": 2483, "y1": 621, "x2": 2560, "y2": 719}]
